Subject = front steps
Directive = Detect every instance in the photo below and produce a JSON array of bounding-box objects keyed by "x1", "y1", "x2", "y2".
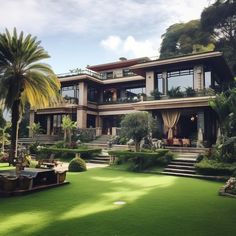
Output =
[
  {"x1": 88, "y1": 150, "x2": 110, "y2": 164},
  {"x1": 163, "y1": 156, "x2": 197, "y2": 177}
]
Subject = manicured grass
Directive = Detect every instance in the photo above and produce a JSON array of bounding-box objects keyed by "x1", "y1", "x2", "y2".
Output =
[{"x1": 0, "y1": 166, "x2": 236, "y2": 236}]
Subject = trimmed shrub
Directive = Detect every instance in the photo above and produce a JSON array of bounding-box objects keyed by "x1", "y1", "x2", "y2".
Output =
[
  {"x1": 68, "y1": 157, "x2": 87, "y2": 172},
  {"x1": 37, "y1": 147, "x2": 102, "y2": 160},
  {"x1": 195, "y1": 159, "x2": 236, "y2": 176},
  {"x1": 108, "y1": 149, "x2": 173, "y2": 171}
]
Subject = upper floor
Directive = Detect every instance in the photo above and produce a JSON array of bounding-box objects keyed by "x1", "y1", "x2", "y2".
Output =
[{"x1": 55, "y1": 51, "x2": 234, "y2": 108}]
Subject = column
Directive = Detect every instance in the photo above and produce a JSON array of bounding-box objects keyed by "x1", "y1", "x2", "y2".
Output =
[
  {"x1": 193, "y1": 65, "x2": 204, "y2": 91},
  {"x1": 77, "y1": 109, "x2": 87, "y2": 129},
  {"x1": 146, "y1": 71, "x2": 155, "y2": 96},
  {"x1": 29, "y1": 110, "x2": 35, "y2": 137},
  {"x1": 79, "y1": 81, "x2": 88, "y2": 106},
  {"x1": 46, "y1": 115, "x2": 51, "y2": 135}
]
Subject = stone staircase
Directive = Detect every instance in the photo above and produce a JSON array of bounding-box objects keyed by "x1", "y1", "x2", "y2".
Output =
[
  {"x1": 162, "y1": 152, "x2": 198, "y2": 178},
  {"x1": 88, "y1": 149, "x2": 110, "y2": 164},
  {"x1": 18, "y1": 135, "x2": 62, "y2": 145},
  {"x1": 89, "y1": 135, "x2": 111, "y2": 145}
]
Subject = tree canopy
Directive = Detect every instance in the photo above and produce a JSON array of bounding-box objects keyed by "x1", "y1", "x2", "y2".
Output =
[
  {"x1": 0, "y1": 28, "x2": 61, "y2": 162},
  {"x1": 201, "y1": 0, "x2": 236, "y2": 74},
  {"x1": 160, "y1": 20, "x2": 214, "y2": 59}
]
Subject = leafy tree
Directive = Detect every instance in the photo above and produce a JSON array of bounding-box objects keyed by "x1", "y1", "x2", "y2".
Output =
[
  {"x1": 0, "y1": 109, "x2": 6, "y2": 128},
  {"x1": 0, "y1": 122, "x2": 11, "y2": 153},
  {"x1": 61, "y1": 115, "x2": 77, "y2": 145},
  {"x1": 209, "y1": 88, "x2": 236, "y2": 162},
  {"x1": 160, "y1": 20, "x2": 214, "y2": 58},
  {"x1": 120, "y1": 112, "x2": 154, "y2": 152},
  {"x1": 201, "y1": 0, "x2": 236, "y2": 74},
  {"x1": 27, "y1": 122, "x2": 42, "y2": 140},
  {"x1": 0, "y1": 28, "x2": 61, "y2": 164}
]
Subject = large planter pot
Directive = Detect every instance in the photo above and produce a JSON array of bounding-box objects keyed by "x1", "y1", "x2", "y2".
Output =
[
  {"x1": 56, "y1": 171, "x2": 67, "y2": 183},
  {"x1": 3, "y1": 176, "x2": 18, "y2": 192},
  {"x1": 18, "y1": 176, "x2": 33, "y2": 190}
]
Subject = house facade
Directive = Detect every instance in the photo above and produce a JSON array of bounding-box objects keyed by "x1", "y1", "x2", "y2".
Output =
[{"x1": 30, "y1": 51, "x2": 234, "y2": 147}]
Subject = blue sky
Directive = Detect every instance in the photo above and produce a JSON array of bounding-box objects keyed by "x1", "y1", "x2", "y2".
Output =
[{"x1": 0, "y1": 0, "x2": 212, "y2": 74}]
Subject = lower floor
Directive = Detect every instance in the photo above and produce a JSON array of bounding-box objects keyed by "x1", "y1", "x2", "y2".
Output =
[{"x1": 31, "y1": 105, "x2": 218, "y2": 147}]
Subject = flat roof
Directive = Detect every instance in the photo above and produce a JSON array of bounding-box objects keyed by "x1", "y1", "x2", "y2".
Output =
[
  {"x1": 87, "y1": 57, "x2": 150, "y2": 72},
  {"x1": 130, "y1": 51, "x2": 234, "y2": 80}
]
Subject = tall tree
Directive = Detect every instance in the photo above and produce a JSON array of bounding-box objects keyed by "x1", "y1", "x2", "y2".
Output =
[
  {"x1": 0, "y1": 28, "x2": 61, "y2": 164},
  {"x1": 120, "y1": 112, "x2": 154, "y2": 152},
  {"x1": 61, "y1": 115, "x2": 77, "y2": 145},
  {"x1": 201, "y1": 0, "x2": 236, "y2": 74},
  {"x1": 160, "y1": 20, "x2": 214, "y2": 58}
]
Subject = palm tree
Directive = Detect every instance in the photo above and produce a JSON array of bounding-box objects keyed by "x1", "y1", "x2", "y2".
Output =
[
  {"x1": 61, "y1": 115, "x2": 77, "y2": 145},
  {"x1": 0, "y1": 28, "x2": 61, "y2": 164},
  {"x1": 27, "y1": 122, "x2": 42, "y2": 141}
]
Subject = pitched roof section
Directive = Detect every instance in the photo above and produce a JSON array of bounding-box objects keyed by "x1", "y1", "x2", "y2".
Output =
[{"x1": 87, "y1": 57, "x2": 150, "y2": 72}]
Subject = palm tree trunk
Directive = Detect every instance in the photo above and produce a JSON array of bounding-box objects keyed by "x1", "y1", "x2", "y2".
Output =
[{"x1": 9, "y1": 99, "x2": 21, "y2": 165}]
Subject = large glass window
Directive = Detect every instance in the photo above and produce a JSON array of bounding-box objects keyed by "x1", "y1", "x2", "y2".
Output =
[
  {"x1": 156, "y1": 73, "x2": 163, "y2": 93},
  {"x1": 118, "y1": 87, "x2": 145, "y2": 102},
  {"x1": 61, "y1": 86, "x2": 77, "y2": 98},
  {"x1": 204, "y1": 71, "x2": 211, "y2": 88},
  {"x1": 167, "y1": 69, "x2": 193, "y2": 91},
  {"x1": 88, "y1": 87, "x2": 98, "y2": 102}
]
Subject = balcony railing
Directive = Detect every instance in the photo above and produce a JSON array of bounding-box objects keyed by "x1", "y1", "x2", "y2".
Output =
[{"x1": 58, "y1": 69, "x2": 102, "y2": 80}]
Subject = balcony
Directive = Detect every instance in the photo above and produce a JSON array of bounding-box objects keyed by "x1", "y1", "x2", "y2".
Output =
[{"x1": 58, "y1": 69, "x2": 102, "y2": 80}]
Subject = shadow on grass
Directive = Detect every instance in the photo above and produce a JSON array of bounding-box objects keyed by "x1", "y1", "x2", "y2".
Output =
[{"x1": 0, "y1": 168, "x2": 236, "y2": 236}]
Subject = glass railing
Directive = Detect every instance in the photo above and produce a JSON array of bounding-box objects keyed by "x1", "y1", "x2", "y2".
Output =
[{"x1": 58, "y1": 69, "x2": 102, "y2": 80}]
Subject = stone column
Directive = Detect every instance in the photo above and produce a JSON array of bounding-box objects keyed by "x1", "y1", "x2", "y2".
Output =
[
  {"x1": 193, "y1": 65, "x2": 204, "y2": 91},
  {"x1": 29, "y1": 110, "x2": 35, "y2": 137},
  {"x1": 77, "y1": 109, "x2": 87, "y2": 129},
  {"x1": 162, "y1": 71, "x2": 168, "y2": 95},
  {"x1": 112, "y1": 89, "x2": 117, "y2": 102},
  {"x1": 46, "y1": 115, "x2": 51, "y2": 135},
  {"x1": 79, "y1": 81, "x2": 88, "y2": 106},
  {"x1": 146, "y1": 71, "x2": 155, "y2": 96}
]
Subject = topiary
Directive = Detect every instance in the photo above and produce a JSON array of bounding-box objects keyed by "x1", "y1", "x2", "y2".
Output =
[{"x1": 68, "y1": 157, "x2": 87, "y2": 172}]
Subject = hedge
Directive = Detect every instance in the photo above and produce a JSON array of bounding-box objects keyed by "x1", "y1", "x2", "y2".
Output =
[
  {"x1": 108, "y1": 149, "x2": 173, "y2": 171},
  {"x1": 195, "y1": 159, "x2": 236, "y2": 176},
  {"x1": 37, "y1": 147, "x2": 102, "y2": 160}
]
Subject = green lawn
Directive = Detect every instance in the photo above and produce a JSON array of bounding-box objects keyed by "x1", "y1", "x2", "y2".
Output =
[{"x1": 0, "y1": 164, "x2": 236, "y2": 236}]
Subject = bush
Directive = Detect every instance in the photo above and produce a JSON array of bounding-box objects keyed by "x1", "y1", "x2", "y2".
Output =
[
  {"x1": 68, "y1": 157, "x2": 87, "y2": 172},
  {"x1": 0, "y1": 152, "x2": 9, "y2": 162},
  {"x1": 108, "y1": 149, "x2": 173, "y2": 171},
  {"x1": 37, "y1": 147, "x2": 102, "y2": 160},
  {"x1": 195, "y1": 159, "x2": 236, "y2": 176}
]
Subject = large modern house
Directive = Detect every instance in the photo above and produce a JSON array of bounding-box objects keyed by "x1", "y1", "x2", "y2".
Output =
[{"x1": 29, "y1": 51, "x2": 234, "y2": 147}]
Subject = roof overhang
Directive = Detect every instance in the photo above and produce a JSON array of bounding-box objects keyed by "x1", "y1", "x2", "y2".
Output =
[
  {"x1": 130, "y1": 51, "x2": 234, "y2": 81},
  {"x1": 87, "y1": 57, "x2": 150, "y2": 72},
  {"x1": 132, "y1": 96, "x2": 214, "y2": 111}
]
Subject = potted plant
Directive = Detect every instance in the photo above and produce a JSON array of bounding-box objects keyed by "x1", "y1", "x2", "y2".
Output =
[
  {"x1": 185, "y1": 87, "x2": 196, "y2": 97},
  {"x1": 167, "y1": 86, "x2": 184, "y2": 98},
  {"x1": 150, "y1": 89, "x2": 162, "y2": 100}
]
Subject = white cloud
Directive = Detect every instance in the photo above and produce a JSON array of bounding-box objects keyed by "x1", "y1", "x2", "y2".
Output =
[
  {"x1": 0, "y1": 0, "x2": 210, "y2": 36},
  {"x1": 101, "y1": 35, "x2": 159, "y2": 58},
  {"x1": 101, "y1": 36, "x2": 122, "y2": 51}
]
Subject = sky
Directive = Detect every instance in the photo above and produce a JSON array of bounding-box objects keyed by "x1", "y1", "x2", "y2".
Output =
[{"x1": 0, "y1": 0, "x2": 213, "y2": 74}]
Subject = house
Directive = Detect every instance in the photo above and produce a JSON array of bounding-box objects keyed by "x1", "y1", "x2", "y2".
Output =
[{"x1": 29, "y1": 51, "x2": 234, "y2": 147}]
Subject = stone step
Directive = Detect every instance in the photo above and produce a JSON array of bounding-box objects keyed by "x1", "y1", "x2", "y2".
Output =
[
  {"x1": 93, "y1": 156, "x2": 110, "y2": 161},
  {"x1": 175, "y1": 158, "x2": 197, "y2": 162},
  {"x1": 170, "y1": 161, "x2": 195, "y2": 166},
  {"x1": 167, "y1": 164, "x2": 196, "y2": 170},
  {"x1": 164, "y1": 168, "x2": 196, "y2": 174},
  {"x1": 88, "y1": 159, "x2": 109, "y2": 164}
]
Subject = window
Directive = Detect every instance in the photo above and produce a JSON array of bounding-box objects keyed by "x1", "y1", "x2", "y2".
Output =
[
  {"x1": 204, "y1": 71, "x2": 211, "y2": 88},
  {"x1": 88, "y1": 87, "x2": 98, "y2": 102},
  {"x1": 61, "y1": 86, "x2": 77, "y2": 98},
  {"x1": 167, "y1": 69, "x2": 193, "y2": 91},
  {"x1": 156, "y1": 73, "x2": 163, "y2": 93}
]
